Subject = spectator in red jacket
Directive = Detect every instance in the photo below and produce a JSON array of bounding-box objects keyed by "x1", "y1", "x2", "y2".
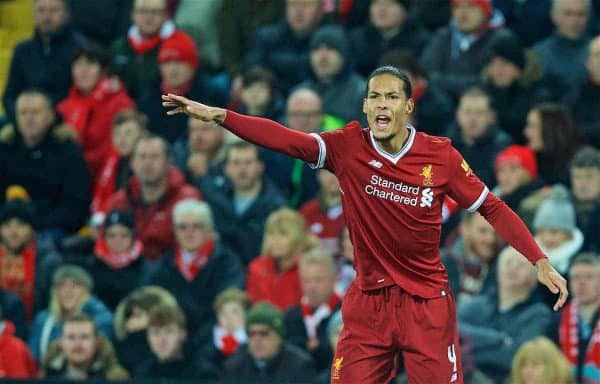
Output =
[
  {"x1": 58, "y1": 42, "x2": 135, "y2": 186},
  {"x1": 246, "y1": 208, "x2": 320, "y2": 311},
  {"x1": 106, "y1": 136, "x2": 200, "y2": 259},
  {"x1": 0, "y1": 307, "x2": 37, "y2": 379}
]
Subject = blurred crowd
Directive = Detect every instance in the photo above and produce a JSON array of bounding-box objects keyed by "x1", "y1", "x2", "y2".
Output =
[{"x1": 0, "y1": 0, "x2": 599, "y2": 383}]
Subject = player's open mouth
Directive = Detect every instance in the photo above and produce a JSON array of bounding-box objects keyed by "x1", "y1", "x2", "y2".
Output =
[{"x1": 375, "y1": 115, "x2": 391, "y2": 128}]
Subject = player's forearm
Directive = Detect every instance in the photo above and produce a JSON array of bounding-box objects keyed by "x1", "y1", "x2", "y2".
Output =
[
  {"x1": 478, "y1": 193, "x2": 546, "y2": 265},
  {"x1": 222, "y1": 111, "x2": 319, "y2": 163}
]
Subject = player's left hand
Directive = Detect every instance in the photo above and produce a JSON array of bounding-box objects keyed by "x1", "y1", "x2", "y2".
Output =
[{"x1": 536, "y1": 258, "x2": 568, "y2": 311}]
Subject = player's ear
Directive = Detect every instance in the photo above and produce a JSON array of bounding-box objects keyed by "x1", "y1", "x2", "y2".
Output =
[{"x1": 406, "y1": 98, "x2": 414, "y2": 114}]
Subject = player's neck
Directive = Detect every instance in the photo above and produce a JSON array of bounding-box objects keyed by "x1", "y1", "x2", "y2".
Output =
[{"x1": 378, "y1": 123, "x2": 409, "y2": 154}]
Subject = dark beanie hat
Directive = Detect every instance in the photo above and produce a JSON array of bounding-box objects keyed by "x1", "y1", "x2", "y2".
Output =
[
  {"x1": 310, "y1": 25, "x2": 350, "y2": 57},
  {"x1": 490, "y1": 35, "x2": 526, "y2": 70},
  {"x1": 103, "y1": 210, "x2": 135, "y2": 232},
  {"x1": 0, "y1": 198, "x2": 36, "y2": 228},
  {"x1": 246, "y1": 302, "x2": 284, "y2": 337}
]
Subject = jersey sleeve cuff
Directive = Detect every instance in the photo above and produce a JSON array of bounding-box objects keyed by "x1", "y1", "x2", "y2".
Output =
[
  {"x1": 467, "y1": 186, "x2": 489, "y2": 212},
  {"x1": 308, "y1": 133, "x2": 326, "y2": 169}
]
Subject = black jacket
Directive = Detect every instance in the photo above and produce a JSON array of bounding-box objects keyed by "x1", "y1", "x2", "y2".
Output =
[
  {"x1": 2, "y1": 24, "x2": 85, "y2": 120},
  {"x1": 134, "y1": 344, "x2": 219, "y2": 380},
  {"x1": 144, "y1": 242, "x2": 244, "y2": 334},
  {"x1": 573, "y1": 78, "x2": 600, "y2": 148},
  {"x1": 0, "y1": 125, "x2": 91, "y2": 233},
  {"x1": 223, "y1": 344, "x2": 316, "y2": 384}
]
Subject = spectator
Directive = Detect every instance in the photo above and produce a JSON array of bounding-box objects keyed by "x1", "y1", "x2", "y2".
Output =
[
  {"x1": 41, "y1": 313, "x2": 128, "y2": 380},
  {"x1": 172, "y1": 119, "x2": 227, "y2": 183},
  {"x1": 2, "y1": 0, "x2": 85, "y2": 120},
  {"x1": 57, "y1": 42, "x2": 135, "y2": 185},
  {"x1": 244, "y1": 0, "x2": 327, "y2": 94},
  {"x1": 334, "y1": 227, "x2": 356, "y2": 296},
  {"x1": 144, "y1": 199, "x2": 244, "y2": 334},
  {"x1": 0, "y1": 90, "x2": 91, "y2": 242},
  {"x1": 112, "y1": 286, "x2": 177, "y2": 373},
  {"x1": 533, "y1": 185, "x2": 584, "y2": 276},
  {"x1": 64, "y1": 0, "x2": 132, "y2": 46},
  {"x1": 110, "y1": 0, "x2": 191, "y2": 97},
  {"x1": 569, "y1": 147, "x2": 600, "y2": 252},
  {"x1": 443, "y1": 211, "x2": 502, "y2": 307},
  {"x1": 247, "y1": 208, "x2": 319, "y2": 311},
  {"x1": 458, "y1": 246, "x2": 552, "y2": 383},
  {"x1": 532, "y1": 0, "x2": 592, "y2": 88},
  {"x1": 262, "y1": 88, "x2": 323, "y2": 207},
  {"x1": 0, "y1": 305, "x2": 38, "y2": 379},
  {"x1": 573, "y1": 35, "x2": 600, "y2": 148},
  {"x1": 446, "y1": 87, "x2": 511, "y2": 186},
  {"x1": 29, "y1": 265, "x2": 113, "y2": 361},
  {"x1": 223, "y1": 302, "x2": 316, "y2": 383},
  {"x1": 137, "y1": 32, "x2": 228, "y2": 144},
  {"x1": 199, "y1": 141, "x2": 287, "y2": 265},
  {"x1": 91, "y1": 110, "x2": 148, "y2": 226},
  {"x1": 192, "y1": 288, "x2": 250, "y2": 368},
  {"x1": 350, "y1": 0, "x2": 430, "y2": 77},
  {"x1": 379, "y1": 49, "x2": 454, "y2": 137},
  {"x1": 0, "y1": 288, "x2": 26, "y2": 342},
  {"x1": 300, "y1": 169, "x2": 344, "y2": 256},
  {"x1": 509, "y1": 336, "x2": 573, "y2": 384},
  {"x1": 300, "y1": 24, "x2": 366, "y2": 125},
  {"x1": 558, "y1": 253, "x2": 600, "y2": 384},
  {"x1": 0, "y1": 194, "x2": 62, "y2": 328},
  {"x1": 219, "y1": 0, "x2": 285, "y2": 78},
  {"x1": 82, "y1": 210, "x2": 145, "y2": 310},
  {"x1": 492, "y1": 0, "x2": 553, "y2": 47},
  {"x1": 284, "y1": 249, "x2": 341, "y2": 372},
  {"x1": 106, "y1": 136, "x2": 200, "y2": 260},
  {"x1": 135, "y1": 304, "x2": 218, "y2": 379},
  {"x1": 523, "y1": 103, "x2": 580, "y2": 186},
  {"x1": 237, "y1": 67, "x2": 285, "y2": 121},
  {"x1": 420, "y1": 0, "x2": 508, "y2": 99}
]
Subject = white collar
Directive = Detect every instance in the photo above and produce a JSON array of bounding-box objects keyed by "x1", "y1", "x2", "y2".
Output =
[{"x1": 369, "y1": 124, "x2": 416, "y2": 165}]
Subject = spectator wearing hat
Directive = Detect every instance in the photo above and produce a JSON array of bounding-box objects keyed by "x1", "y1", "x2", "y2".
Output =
[
  {"x1": 2, "y1": 0, "x2": 85, "y2": 121},
  {"x1": 28, "y1": 265, "x2": 113, "y2": 362},
  {"x1": 110, "y1": 0, "x2": 192, "y2": 97},
  {"x1": 298, "y1": 24, "x2": 367, "y2": 126},
  {"x1": 532, "y1": 185, "x2": 584, "y2": 276},
  {"x1": 137, "y1": 31, "x2": 228, "y2": 144},
  {"x1": 57, "y1": 42, "x2": 135, "y2": 186},
  {"x1": 0, "y1": 305, "x2": 38, "y2": 379},
  {"x1": 0, "y1": 192, "x2": 63, "y2": 331},
  {"x1": 0, "y1": 89, "x2": 91, "y2": 241},
  {"x1": 573, "y1": 36, "x2": 600, "y2": 148},
  {"x1": 244, "y1": 0, "x2": 328, "y2": 95},
  {"x1": 223, "y1": 302, "x2": 316, "y2": 383},
  {"x1": 493, "y1": 145, "x2": 544, "y2": 214},
  {"x1": 79, "y1": 210, "x2": 146, "y2": 310},
  {"x1": 105, "y1": 136, "x2": 201, "y2": 260},
  {"x1": 532, "y1": 0, "x2": 592, "y2": 90},
  {"x1": 421, "y1": 0, "x2": 510, "y2": 99},
  {"x1": 569, "y1": 147, "x2": 600, "y2": 252},
  {"x1": 350, "y1": 0, "x2": 430, "y2": 78}
]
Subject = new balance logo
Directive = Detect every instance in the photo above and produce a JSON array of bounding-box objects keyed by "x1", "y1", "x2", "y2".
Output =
[{"x1": 368, "y1": 159, "x2": 383, "y2": 168}]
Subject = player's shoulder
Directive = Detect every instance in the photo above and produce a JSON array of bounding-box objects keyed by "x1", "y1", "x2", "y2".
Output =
[
  {"x1": 413, "y1": 130, "x2": 453, "y2": 155},
  {"x1": 319, "y1": 120, "x2": 363, "y2": 139}
]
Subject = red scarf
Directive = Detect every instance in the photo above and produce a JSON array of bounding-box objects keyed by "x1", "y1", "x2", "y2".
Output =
[
  {"x1": 0, "y1": 242, "x2": 36, "y2": 322},
  {"x1": 175, "y1": 240, "x2": 215, "y2": 281},
  {"x1": 91, "y1": 149, "x2": 120, "y2": 215},
  {"x1": 301, "y1": 292, "x2": 341, "y2": 341},
  {"x1": 559, "y1": 300, "x2": 600, "y2": 383},
  {"x1": 94, "y1": 237, "x2": 143, "y2": 270},
  {"x1": 213, "y1": 324, "x2": 247, "y2": 357},
  {"x1": 127, "y1": 20, "x2": 175, "y2": 55}
]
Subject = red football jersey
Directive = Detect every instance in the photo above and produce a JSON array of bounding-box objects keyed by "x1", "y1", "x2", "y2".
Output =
[{"x1": 310, "y1": 123, "x2": 489, "y2": 298}]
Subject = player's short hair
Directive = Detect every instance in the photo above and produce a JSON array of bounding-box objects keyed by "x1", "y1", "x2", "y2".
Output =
[
  {"x1": 148, "y1": 303, "x2": 186, "y2": 330},
  {"x1": 570, "y1": 146, "x2": 600, "y2": 170},
  {"x1": 299, "y1": 248, "x2": 337, "y2": 277},
  {"x1": 365, "y1": 66, "x2": 412, "y2": 99}
]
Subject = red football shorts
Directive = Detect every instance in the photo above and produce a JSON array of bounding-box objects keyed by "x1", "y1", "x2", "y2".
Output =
[{"x1": 331, "y1": 283, "x2": 463, "y2": 384}]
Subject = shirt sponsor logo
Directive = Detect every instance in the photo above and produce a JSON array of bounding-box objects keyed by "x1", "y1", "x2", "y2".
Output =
[
  {"x1": 420, "y1": 188, "x2": 434, "y2": 208},
  {"x1": 420, "y1": 164, "x2": 434, "y2": 186},
  {"x1": 364, "y1": 175, "x2": 421, "y2": 206},
  {"x1": 368, "y1": 159, "x2": 383, "y2": 168}
]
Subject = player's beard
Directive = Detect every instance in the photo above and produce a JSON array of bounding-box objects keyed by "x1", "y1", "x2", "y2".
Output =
[{"x1": 373, "y1": 132, "x2": 397, "y2": 143}]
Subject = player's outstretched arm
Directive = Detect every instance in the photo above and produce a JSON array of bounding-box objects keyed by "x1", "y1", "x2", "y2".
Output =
[
  {"x1": 162, "y1": 94, "x2": 321, "y2": 164},
  {"x1": 535, "y1": 258, "x2": 568, "y2": 311}
]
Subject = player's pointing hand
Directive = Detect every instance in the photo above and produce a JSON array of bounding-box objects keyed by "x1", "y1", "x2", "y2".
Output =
[
  {"x1": 162, "y1": 93, "x2": 226, "y2": 123},
  {"x1": 536, "y1": 258, "x2": 568, "y2": 311}
]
